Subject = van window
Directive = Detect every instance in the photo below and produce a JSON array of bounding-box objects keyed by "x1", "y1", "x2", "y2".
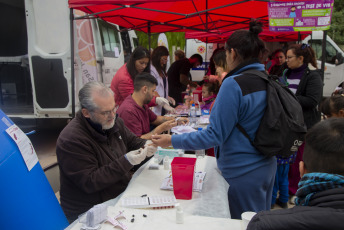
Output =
[
  {"x1": 98, "y1": 20, "x2": 122, "y2": 58},
  {"x1": 120, "y1": 30, "x2": 132, "y2": 63},
  {"x1": 132, "y1": 38, "x2": 139, "y2": 49},
  {"x1": 310, "y1": 40, "x2": 338, "y2": 65}
]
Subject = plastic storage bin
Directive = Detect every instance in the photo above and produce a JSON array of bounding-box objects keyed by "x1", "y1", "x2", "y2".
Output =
[
  {"x1": 171, "y1": 157, "x2": 196, "y2": 200},
  {"x1": 0, "y1": 109, "x2": 68, "y2": 230}
]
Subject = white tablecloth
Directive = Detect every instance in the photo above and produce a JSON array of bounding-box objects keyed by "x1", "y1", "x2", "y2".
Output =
[{"x1": 67, "y1": 155, "x2": 242, "y2": 230}]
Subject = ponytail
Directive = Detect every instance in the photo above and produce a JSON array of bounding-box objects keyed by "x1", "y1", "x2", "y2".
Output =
[{"x1": 225, "y1": 19, "x2": 266, "y2": 61}]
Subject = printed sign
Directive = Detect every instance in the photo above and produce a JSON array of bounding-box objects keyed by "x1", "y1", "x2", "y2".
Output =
[
  {"x1": 6, "y1": 125, "x2": 38, "y2": 171},
  {"x1": 268, "y1": 0, "x2": 334, "y2": 32},
  {"x1": 74, "y1": 10, "x2": 98, "y2": 85}
]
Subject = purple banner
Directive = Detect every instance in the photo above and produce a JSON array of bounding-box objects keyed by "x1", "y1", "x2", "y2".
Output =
[{"x1": 268, "y1": 0, "x2": 334, "y2": 32}]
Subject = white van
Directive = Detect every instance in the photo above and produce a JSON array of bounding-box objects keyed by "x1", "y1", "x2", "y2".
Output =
[
  {"x1": 0, "y1": 0, "x2": 137, "y2": 128},
  {"x1": 303, "y1": 31, "x2": 344, "y2": 97}
]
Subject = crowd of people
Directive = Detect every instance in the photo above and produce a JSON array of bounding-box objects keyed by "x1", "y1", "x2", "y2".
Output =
[{"x1": 55, "y1": 18, "x2": 344, "y2": 228}]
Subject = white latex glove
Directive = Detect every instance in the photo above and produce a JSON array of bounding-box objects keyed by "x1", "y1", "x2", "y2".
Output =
[
  {"x1": 167, "y1": 96, "x2": 176, "y2": 106},
  {"x1": 156, "y1": 97, "x2": 169, "y2": 107},
  {"x1": 163, "y1": 104, "x2": 176, "y2": 113},
  {"x1": 126, "y1": 148, "x2": 147, "y2": 165},
  {"x1": 144, "y1": 140, "x2": 158, "y2": 157}
]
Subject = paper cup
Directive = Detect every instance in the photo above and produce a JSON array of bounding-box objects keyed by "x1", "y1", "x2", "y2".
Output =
[{"x1": 241, "y1": 211, "x2": 256, "y2": 230}]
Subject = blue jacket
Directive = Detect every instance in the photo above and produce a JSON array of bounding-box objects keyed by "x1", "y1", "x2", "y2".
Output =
[{"x1": 172, "y1": 62, "x2": 275, "y2": 179}]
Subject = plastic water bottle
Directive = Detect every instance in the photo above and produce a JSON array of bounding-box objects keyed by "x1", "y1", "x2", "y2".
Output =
[
  {"x1": 190, "y1": 104, "x2": 196, "y2": 117},
  {"x1": 196, "y1": 104, "x2": 202, "y2": 117},
  {"x1": 190, "y1": 103, "x2": 196, "y2": 124}
]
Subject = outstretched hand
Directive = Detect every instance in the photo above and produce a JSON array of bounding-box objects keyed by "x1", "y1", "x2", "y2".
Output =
[{"x1": 151, "y1": 134, "x2": 172, "y2": 148}]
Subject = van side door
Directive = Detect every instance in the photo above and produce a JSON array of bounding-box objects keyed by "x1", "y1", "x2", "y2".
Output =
[{"x1": 25, "y1": 0, "x2": 72, "y2": 118}]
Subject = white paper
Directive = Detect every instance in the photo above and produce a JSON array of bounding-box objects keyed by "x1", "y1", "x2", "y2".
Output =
[
  {"x1": 198, "y1": 115, "x2": 210, "y2": 124},
  {"x1": 85, "y1": 204, "x2": 108, "y2": 227},
  {"x1": 5, "y1": 124, "x2": 38, "y2": 171},
  {"x1": 171, "y1": 125, "x2": 197, "y2": 134},
  {"x1": 1, "y1": 116, "x2": 11, "y2": 127}
]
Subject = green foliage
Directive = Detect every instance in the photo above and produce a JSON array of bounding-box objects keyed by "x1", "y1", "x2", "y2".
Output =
[
  {"x1": 329, "y1": 0, "x2": 344, "y2": 45},
  {"x1": 136, "y1": 31, "x2": 185, "y2": 58}
]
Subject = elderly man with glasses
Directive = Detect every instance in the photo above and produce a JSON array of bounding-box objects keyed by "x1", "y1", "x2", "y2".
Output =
[{"x1": 56, "y1": 81, "x2": 156, "y2": 223}]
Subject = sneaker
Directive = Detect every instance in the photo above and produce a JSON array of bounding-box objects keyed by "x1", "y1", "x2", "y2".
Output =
[{"x1": 276, "y1": 199, "x2": 288, "y2": 209}]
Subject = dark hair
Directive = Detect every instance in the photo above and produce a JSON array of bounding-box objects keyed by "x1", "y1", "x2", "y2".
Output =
[
  {"x1": 320, "y1": 94, "x2": 344, "y2": 117},
  {"x1": 303, "y1": 118, "x2": 344, "y2": 175},
  {"x1": 274, "y1": 49, "x2": 286, "y2": 57},
  {"x1": 126, "y1": 46, "x2": 150, "y2": 80},
  {"x1": 203, "y1": 81, "x2": 220, "y2": 95},
  {"x1": 151, "y1": 46, "x2": 169, "y2": 77},
  {"x1": 213, "y1": 49, "x2": 228, "y2": 71},
  {"x1": 133, "y1": 72, "x2": 158, "y2": 91},
  {"x1": 225, "y1": 19, "x2": 265, "y2": 61},
  {"x1": 190, "y1": 53, "x2": 203, "y2": 66},
  {"x1": 208, "y1": 47, "x2": 225, "y2": 75},
  {"x1": 287, "y1": 43, "x2": 317, "y2": 69}
]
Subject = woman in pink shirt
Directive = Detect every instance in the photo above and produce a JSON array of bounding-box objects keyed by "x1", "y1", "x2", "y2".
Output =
[{"x1": 111, "y1": 47, "x2": 151, "y2": 106}]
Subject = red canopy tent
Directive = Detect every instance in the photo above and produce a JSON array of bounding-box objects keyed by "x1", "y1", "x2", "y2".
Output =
[
  {"x1": 67, "y1": 0, "x2": 327, "y2": 116},
  {"x1": 68, "y1": 0, "x2": 313, "y2": 42}
]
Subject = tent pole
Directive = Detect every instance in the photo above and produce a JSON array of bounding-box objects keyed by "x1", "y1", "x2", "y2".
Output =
[
  {"x1": 205, "y1": 38, "x2": 208, "y2": 75},
  {"x1": 70, "y1": 8, "x2": 75, "y2": 118},
  {"x1": 320, "y1": 30, "x2": 327, "y2": 96},
  {"x1": 298, "y1": 31, "x2": 301, "y2": 44},
  {"x1": 148, "y1": 22, "x2": 151, "y2": 52},
  {"x1": 205, "y1": 0, "x2": 209, "y2": 75}
]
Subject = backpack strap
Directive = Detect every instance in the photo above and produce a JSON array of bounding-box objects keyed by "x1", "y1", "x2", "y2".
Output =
[
  {"x1": 236, "y1": 123, "x2": 254, "y2": 143},
  {"x1": 235, "y1": 69, "x2": 267, "y2": 144}
]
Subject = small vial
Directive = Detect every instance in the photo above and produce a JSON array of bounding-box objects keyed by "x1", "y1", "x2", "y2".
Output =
[
  {"x1": 175, "y1": 203, "x2": 184, "y2": 224},
  {"x1": 195, "y1": 149, "x2": 205, "y2": 159}
]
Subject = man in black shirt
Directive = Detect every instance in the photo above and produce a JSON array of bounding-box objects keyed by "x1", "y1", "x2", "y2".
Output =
[{"x1": 167, "y1": 54, "x2": 203, "y2": 105}]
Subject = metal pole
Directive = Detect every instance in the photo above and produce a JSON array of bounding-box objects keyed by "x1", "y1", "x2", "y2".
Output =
[
  {"x1": 188, "y1": 0, "x2": 249, "y2": 17},
  {"x1": 148, "y1": 22, "x2": 151, "y2": 53},
  {"x1": 298, "y1": 31, "x2": 301, "y2": 44},
  {"x1": 205, "y1": 0, "x2": 209, "y2": 75},
  {"x1": 321, "y1": 31, "x2": 327, "y2": 87},
  {"x1": 70, "y1": 9, "x2": 75, "y2": 118}
]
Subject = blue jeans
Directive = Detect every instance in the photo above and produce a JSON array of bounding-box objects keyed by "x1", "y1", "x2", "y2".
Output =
[
  {"x1": 272, "y1": 164, "x2": 290, "y2": 204},
  {"x1": 225, "y1": 161, "x2": 276, "y2": 219}
]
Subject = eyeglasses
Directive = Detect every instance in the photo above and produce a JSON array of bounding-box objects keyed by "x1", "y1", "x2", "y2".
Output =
[
  {"x1": 93, "y1": 107, "x2": 117, "y2": 117},
  {"x1": 286, "y1": 56, "x2": 296, "y2": 60}
]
